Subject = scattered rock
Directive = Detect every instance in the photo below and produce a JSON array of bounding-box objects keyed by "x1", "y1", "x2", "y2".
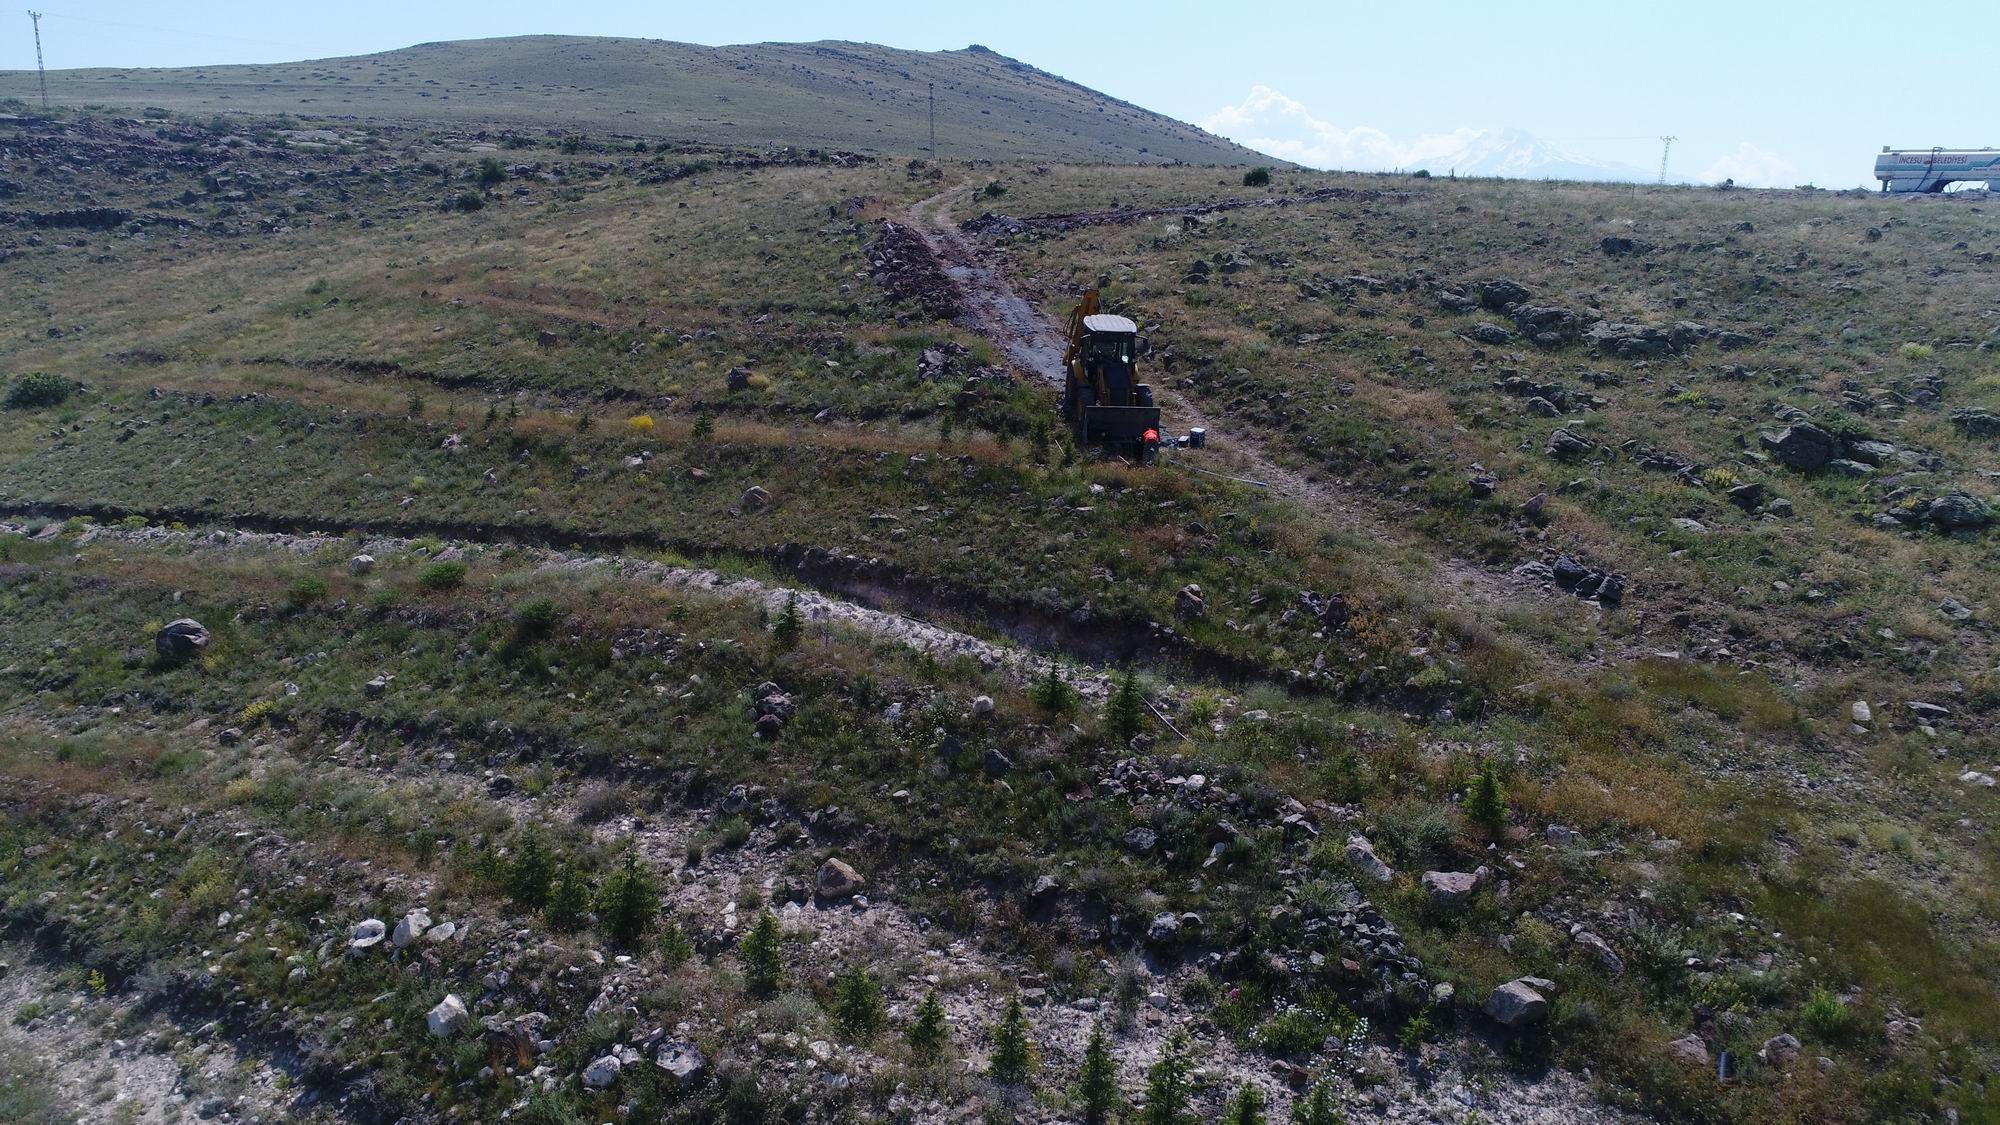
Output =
[
  {"x1": 815, "y1": 858, "x2": 866, "y2": 901},
  {"x1": 1122, "y1": 827, "x2": 1159, "y2": 854},
  {"x1": 1345, "y1": 834, "x2": 1393, "y2": 883},
  {"x1": 654, "y1": 1040, "x2": 705, "y2": 1082},
  {"x1": 1573, "y1": 930, "x2": 1623, "y2": 976},
  {"x1": 1760, "y1": 1033, "x2": 1802, "y2": 1068},
  {"x1": 393, "y1": 908, "x2": 432, "y2": 949},
  {"x1": 349, "y1": 918, "x2": 387, "y2": 952},
  {"x1": 971, "y1": 694, "x2": 996, "y2": 717},
  {"x1": 1421, "y1": 871, "x2": 1479, "y2": 913},
  {"x1": 154, "y1": 618, "x2": 210, "y2": 662},
  {"x1": 741, "y1": 485, "x2": 773, "y2": 511},
  {"x1": 983, "y1": 748, "x2": 1013, "y2": 777},
  {"x1": 1546, "y1": 428, "x2": 1594, "y2": 461},
  {"x1": 582, "y1": 1054, "x2": 623, "y2": 1089},
  {"x1": 427, "y1": 993, "x2": 469, "y2": 1038},
  {"x1": 726, "y1": 366, "x2": 753, "y2": 392},
  {"x1": 349, "y1": 554, "x2": 375, "y2": 574},
  {"x1": 1759, "y1": 423, "x2": 1839, "y2": 472},
  {"x1": 1484, "y1": 979, "x2": 1549, "y2": 1028},
  {"x1": 1667, "y1": 1035, "x2": 1709, "y2": 1065},
  {"x1": 1927, "y1": 491, "x2": 1990, "y2": 530},
  {"x1": 1174, "y1": 583, "x2": 1207, "y2": 622}
]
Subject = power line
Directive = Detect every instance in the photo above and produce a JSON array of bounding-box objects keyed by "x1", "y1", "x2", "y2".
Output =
[
  {"x1": 28, "y1": 9, "x2": 48, "y2": 110},
  {"x1": 1657, "y1": 135, "x2": 1677, "y2": 185}
]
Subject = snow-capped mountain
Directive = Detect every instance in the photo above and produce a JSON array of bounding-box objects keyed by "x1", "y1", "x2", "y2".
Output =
[{"x1": 1425, "y1": 127, "x2": 1648, "y2": 183}]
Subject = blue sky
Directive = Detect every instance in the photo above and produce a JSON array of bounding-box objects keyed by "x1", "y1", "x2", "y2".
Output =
[{"x1": 5, "y1": 1, "x2": 1993, "y2": 187}]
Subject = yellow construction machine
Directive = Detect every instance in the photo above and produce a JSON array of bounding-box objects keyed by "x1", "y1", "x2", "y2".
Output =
[{"x1": 1060, "y1": 289, "x2": 1161, "y2": 462}]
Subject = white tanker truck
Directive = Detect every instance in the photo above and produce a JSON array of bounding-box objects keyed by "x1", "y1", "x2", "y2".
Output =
[{"x1": 1875, "y1": 146, "x2": 2000, "y2": 193}]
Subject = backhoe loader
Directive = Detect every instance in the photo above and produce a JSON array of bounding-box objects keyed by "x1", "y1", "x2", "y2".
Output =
[{"x1": 1060, "y1": 289, "x2": 1161, "y2": 462}]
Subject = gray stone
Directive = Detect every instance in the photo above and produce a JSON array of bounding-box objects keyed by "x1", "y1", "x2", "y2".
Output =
[
  {"x1": 816, "y1": 858, "x2": 866, "y2": 900},
  {"x1": 393, "y1": 908, "x2": 432, "y2": 949},
  {"x1": 1483, "y1": 980, "x2": 1549, "y2": 1028},
  {"x1": 654, "y1": 1040, "x2": 705, "y2": 1081},
  {"x1": 1123, "y1": 827, "x2": 1159, "y2": 853},
  {"x1": 1479, "y1": 278, "x2": 1532, "y2": 310},
  {"x1": 1573, "y1": 930, "x2": 1624, "y2": 976},
  {"x1": 1928, "y1": 491, "x2": 1990, "y2": 530},
  {"x1": 1546, "y1": 428, "x2": 1594, "y2": 461},
  {"x1": 154, "y1": 618, "x2": 210, "y2": 662},
  {"x1": 741, "y1": 485, "x2": 773, "y2": 511},
  {"x1": 349, "y1": 554, "x2": 375, "y2": 575},
  {"x1": 427, "y1": 993, "x2": 469, "y2": 1038},
  {"x1": 1146, "y1": 912, "x2": 1181, "y2": 945},
  {"x1": 582, "y1": 1053, "x2": 623, "y2": 1089},
  {"x1": 1174, "y1": 583, "x2": 1207, "y2": 621},
  {"x1": 1667, "y1": 1035, "x2": 1709, "y2": 1065},
  {"x1": 983, "y1": 748, "x2": 1013, "y2": 777},
  {"x1": 349, "y1": 918, "x2": 387, "y2": 952},
  {"x1": 1421, "y1": 871, "x2": 1479, "y2": 912},
  {"x1": 1759, "y1": 423, "x2": 1838, "y2": 472},
  {"x1": 1345, "y1": 834, "x2": 1393, "y2": 883},
  {"x1": 726, "y1": 366, "x2": 752, "y2": 391},
  {"x1": 1760, "y1": 1032, "x2": 1802, "y2": 1067},
  {"x1": 971, "y1": 694, "x2": 996, "y2": 717},
  {"x1": 1470, "y1": 322, "x2": 1514, "y2": 345}
]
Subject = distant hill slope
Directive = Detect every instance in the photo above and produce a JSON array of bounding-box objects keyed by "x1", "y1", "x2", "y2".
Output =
[{"x1": 0, "y1": 35, "x2": 1271, "y2": 164}]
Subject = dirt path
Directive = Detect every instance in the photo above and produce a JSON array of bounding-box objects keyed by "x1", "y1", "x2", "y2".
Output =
[{"x1": 905, "y1": 186, "x2": 1558, "y2": 631}]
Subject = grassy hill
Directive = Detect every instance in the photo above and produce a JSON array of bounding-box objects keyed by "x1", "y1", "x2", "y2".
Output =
[
  {"x1": 0, "y1": 34, "x2": 1269, "y2": 163},
  {"x1": 1, "y1": 109, "x2": 1997, "y2": 1124}
]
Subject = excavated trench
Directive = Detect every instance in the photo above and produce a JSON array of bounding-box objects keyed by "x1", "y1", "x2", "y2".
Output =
[{"x1": 1, "y1": 499, "x2": 1271, "y2": 686}]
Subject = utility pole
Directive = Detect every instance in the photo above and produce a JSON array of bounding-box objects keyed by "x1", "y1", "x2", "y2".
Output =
[
  {"x1": 927, "y1": 81, "x2": 936, "y2": 162},
  {"x1": 28, "y1": 10, "x2": 49, "y2": 111},
  {"x1": 1657, "y1": 135, "x2": 1677, "y2": 185}
]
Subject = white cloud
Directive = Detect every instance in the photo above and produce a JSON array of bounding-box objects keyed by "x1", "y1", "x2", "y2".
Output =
[
  {"x1": 1699, "y1": 143, "x2": 1801, "y2": 188},
  {"x1": 1199, "y1": 85, "x2": 1481, "y2": 171},
  {"x1": 1199, "y1": 86, "x2": 1644, "y2": 182}
]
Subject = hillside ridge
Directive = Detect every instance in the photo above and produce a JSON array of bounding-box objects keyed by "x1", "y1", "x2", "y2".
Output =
[{"x1": 0, "y1": 33, "x2": 1274, "y2": 164}]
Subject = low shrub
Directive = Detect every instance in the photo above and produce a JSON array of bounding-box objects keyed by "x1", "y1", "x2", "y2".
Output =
[
  {"x1": 417, "y1": 561, "x2": 467, "y2": 591},
  {"x1": 4, "y1": 372, "x2": 75, "y2": 410}
]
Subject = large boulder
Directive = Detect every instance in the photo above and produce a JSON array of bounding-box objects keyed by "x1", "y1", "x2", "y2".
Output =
[
  {"x1": 1478, "y1": 278, "x2": 1532, "y2": 310},
  {"x1": 427, "y1": 993, "x2": 469, "y2": 1038},
  {"x1": 1950, "y1": 408, "x2": 2000, "y2": 438},
  {"x1": 741, "y1": 485, "x2": 773, "y2": 511},
  {"x1": 1573, "y1": 930, "x2": 1624, "y2": 976},
  {"x1": 815, "y1": 857, "x2": 866, "y2": 901},
  {"x1": 1345, "y1": 835, "x2": 1393, "y2": 883},
  {"x1": 1928, "y1": 491, "x2": 1990, "y2": 530},
  {"x1": 154, "y1": 618, "x2": 211, "y2": 663},
  {"x1": 1421, "y1": 871, "x2": 1479, "y2": 913},
  {"x1": 655, "y1": 1040, "x2": 705, "y2": 1082},
  {"x1": 1484, "y1": 979, "x2": 1550, "y2": 1028},
  {"x1": 393, "y1": 908, "x2": 432, "y2": 949},
  {"x1": 1667, "y1": 1034, "x2": 1710, "y2": 1065},
  {"x1": 1174, "y1": 583, "x2": 1207, "y2": 622},
  {"x1": 1759, "y1": 423, "x2": 1839, "y2": 472},
  {"x1": 582, "y1": 1054, "x2": 623, "y2": 1089},
  {"x1": 1546, "y1": 428, "x2": 1594, "y2": 461},
  {"x1": 1584, "y1": 321, "x2": 1685, "y2": 358},
  {"x1": 348, "y1": 918, "x2": 387, "y2": 953}
]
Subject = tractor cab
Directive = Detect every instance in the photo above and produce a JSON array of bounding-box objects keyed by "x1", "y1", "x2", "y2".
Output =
[{"x1": 1062, "y1": 293, "x2": 1161, "y2": 460}]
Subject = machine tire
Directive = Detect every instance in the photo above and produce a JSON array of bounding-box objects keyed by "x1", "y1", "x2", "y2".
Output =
[{"x1": 1135, "y1": 384, "x2": 1155, "y2": 408}]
